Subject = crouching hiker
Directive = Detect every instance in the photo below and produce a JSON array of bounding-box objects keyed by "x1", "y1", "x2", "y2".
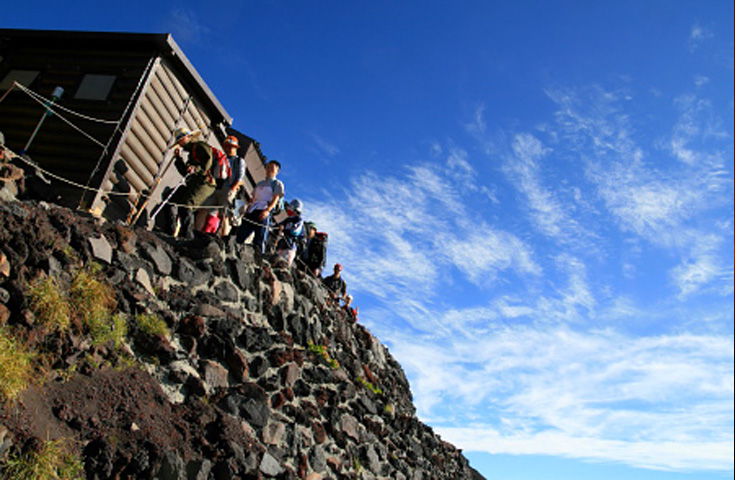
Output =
[
  {"x1": 235, "y1": 160, "x2": 284, "y2": 255},
  {"x1": 164, "y1": 128, "x2": 216, "y2": 239},
  {"x1": 299, "y1": 223, "x2": 327, "y2": 277},
  {"x1": 322, "y1": 263, "x2": 347, "y2": 304}
]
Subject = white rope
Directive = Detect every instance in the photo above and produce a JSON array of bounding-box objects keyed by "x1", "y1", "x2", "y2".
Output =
[
  {"x1": 14, "y1": 83, "x2": 121, "y2": 125},
  {"x1": 10, "y1": 152, "x2": 252, "y2": 213},
  {"x1": 11, "y1": 151, "x2": 126, "y2": 196},
  {"x1": 12, "y1": 84, "x2": 109, "y2": 148}
]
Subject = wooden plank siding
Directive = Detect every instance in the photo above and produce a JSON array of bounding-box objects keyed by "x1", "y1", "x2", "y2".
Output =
[{"x1": 95, "y1": 58, "x2": 223, "y2": 222}]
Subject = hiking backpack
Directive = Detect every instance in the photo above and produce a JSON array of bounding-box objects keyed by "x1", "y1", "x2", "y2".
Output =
[
  {"x1": 210, "y1": 147, "x2": 230, "y2": 181},
  {"x1": 305, "y1": 232, "x2": 328, "y2": 271}
]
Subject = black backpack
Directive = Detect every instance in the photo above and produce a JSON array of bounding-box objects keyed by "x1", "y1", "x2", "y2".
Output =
[{"x1": 305, "y1": 232, "x2": 327, "y2": 271}]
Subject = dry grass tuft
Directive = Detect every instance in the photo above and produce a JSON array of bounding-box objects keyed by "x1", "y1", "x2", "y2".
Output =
[
  {"x1": 0, "y1": 437, "x2": 83, "y2": 479},
  {"x1": 27, "y1": 276, "x2": 71, "y2": 332},
  {"x1": 0, "y1": 327, "x2": 34, "y2": 403},
  {"x1": 135, "y1": 313, "x2": 169, "y2": 338}
]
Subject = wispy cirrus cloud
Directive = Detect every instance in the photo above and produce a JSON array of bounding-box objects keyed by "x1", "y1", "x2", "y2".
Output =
[
  {"x1": 688, "y1": 23, "x2": 714, "y2": 52},
  {"x1": 390, "y1": 324, "x2": 734, "y2": 471},
  {"x1": 541, "y1": 84, "x2": 733, "y2": 297},
  {"x1": 305, "y1": 152, "x2": 539, "y2": 317},
  {"x1": 309, "y1": 133, "x2": 341, "y2": 160},
  {"x1": 164, "y1": 8, "x2": 210, "y2": 45},
  {"x1": 304, "y1": 71, "x2": 732, "y2": 474},
  {"x1": 503, "y1": 131, "x2": 595, "y2": 247}
]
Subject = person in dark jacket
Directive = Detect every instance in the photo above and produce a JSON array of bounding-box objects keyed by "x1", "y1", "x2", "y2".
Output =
[
  {"x1": 165, "y1": 127, "x2": 215, "y2": 239},
  {"x1": 322, "y1": 263, "x2": 347, "y2": 303}
]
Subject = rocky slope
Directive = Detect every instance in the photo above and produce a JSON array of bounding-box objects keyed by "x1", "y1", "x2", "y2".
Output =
[{"x1": 0, "y1": 200, "x2": 485, "y2": 480}]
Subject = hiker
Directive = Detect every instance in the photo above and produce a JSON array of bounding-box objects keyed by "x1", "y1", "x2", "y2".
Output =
[
  {"x1": 165, "y1": 127, "x2": 216, "y2": 239},
  {"x1": 341, "y1": 295, "x2": 358, "y2": 323},
  {"x1": 201, "y1": 135, "x2": 244, "y2": 236},
  {"x1": 299, "y1": 222, "x2": 326, "y2": 277},
  {"x1": 297, "y1": 221, "x2": 316, "y2": 263},
  {"x1": 235, "y1": 160, "x2": 284, "y2": 254},
  {"x1": 322, "y1": 263, "x2": 347, "y2": 303},
  {"x1": 274, "y1": 199, "x2": 304, "y2": 266},
  {"x1": 0, "y1": 131, "x2": 25, "y2": 202}
]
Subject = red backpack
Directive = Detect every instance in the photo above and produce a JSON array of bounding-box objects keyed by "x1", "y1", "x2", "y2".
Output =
[{"x1": 210, "y1": 147, "x2": 230, "y2": 181}]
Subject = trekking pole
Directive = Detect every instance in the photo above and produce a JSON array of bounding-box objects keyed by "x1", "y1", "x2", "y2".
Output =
[{"x1": 128, "y1": 150, "x2": 179, "y2": 226}]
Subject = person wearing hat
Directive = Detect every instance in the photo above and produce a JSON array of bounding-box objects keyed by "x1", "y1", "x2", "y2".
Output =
[
  {"x1": 274, "y1": 198, "x2": 304, "y2": 266},
  {"x1": 235, "y1": 159, "x2": 284, "y2": 254},
  {"x1": 203, "y1": 135, "x2": 245, "y2": 235},
  {"x1": 165, "y1": 127, "x2": 216, "y2": 239},
  {"x1": 322, "y1": 263, "x2": 347, "y2": 304},
  {"x1": 341, "y1": 294, "x2": 358, "y2": 323}
]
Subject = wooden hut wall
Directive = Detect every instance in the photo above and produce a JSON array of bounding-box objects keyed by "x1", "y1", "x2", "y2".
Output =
[
  {"x1": 0, "y1": 33, "x2": 155, "y2": 209},
  {"x1": 242, "y1": 142, "x2": 265, "y2": 193},
  {"x1": 95, "y1": 58, "x2": 221, "y2": 222}
]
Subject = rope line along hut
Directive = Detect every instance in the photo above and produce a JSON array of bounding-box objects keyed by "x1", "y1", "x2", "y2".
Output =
[{"x1": 0, "y1": 28, "x2": 267, "y2": 225}]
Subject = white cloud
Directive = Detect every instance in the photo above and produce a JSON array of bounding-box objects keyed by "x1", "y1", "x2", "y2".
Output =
[
  {"x1": 388, "y1": 323, "x2": 734, "y2": 472},
  {"x1": 443, "y1": 229, "x2": 540, "y2": 284},
  {"x1": 465, "y1": 104, "x2": 488, "y2": 138},
  {"x1": 165, "y1": 8, "x2": 210, "y2": 44},
  {"x1": 688, "y1": 23, "x2": 714, "y2": 52},
  {"x1": 437, "y1": 428, "x2": 733, "y2": 472},
  {"x1": 303, "y1": 76, "x2": 733, "y2": 475},
  {"x1": 310, "y1": 133, "x2": 341, "y2": 158},
  {"x1": 502, "y1": 132, "x2": 597, "y2": 249},
  {"x1": 541, "y1": 84, "x2": 733, "y2": 298},
  {"x1": 305, "y1": 155, "x2": 539, "y2": 307}
]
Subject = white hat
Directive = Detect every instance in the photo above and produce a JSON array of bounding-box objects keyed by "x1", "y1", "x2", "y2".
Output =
[{"x1": 288, "y1": 199, "x2": 303, "y2": 213}]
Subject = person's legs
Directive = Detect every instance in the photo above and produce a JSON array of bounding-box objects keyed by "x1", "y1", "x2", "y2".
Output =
[
  {"x1": 236, "y1": 210, "x2": 262, "y2": 244},
  {"x1": 179, "y1": 207, "x2": 195, "y2": 239},
  {"x1": 251, "y1": 213, "x2": 269, "y2": 254}
]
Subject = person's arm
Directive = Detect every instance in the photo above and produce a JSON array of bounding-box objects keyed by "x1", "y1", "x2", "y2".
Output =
[
  {"x1": 258, "y1": 193, "x2": 281, "y2": 220},
  {"x1": 228, "y1": 157, "x2": 245, "y2": 195}
]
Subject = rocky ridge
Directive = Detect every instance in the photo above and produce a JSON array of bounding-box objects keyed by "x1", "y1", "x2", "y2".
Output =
[{"x1": 0, "y1": 200, "x2": 485, "y2": 480}]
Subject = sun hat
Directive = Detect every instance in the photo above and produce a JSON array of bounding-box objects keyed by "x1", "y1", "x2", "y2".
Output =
[{"x1": 173, "y1": 127, "x2": 191, "y2": 142}]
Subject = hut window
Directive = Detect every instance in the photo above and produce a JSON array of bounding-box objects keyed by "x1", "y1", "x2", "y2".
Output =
[
  {"x1": 0, "y1": 70, "x2": 40, "y2": 91},
  {"x1": 75, "y1": 74, "x2": 116, "y2": 101}
]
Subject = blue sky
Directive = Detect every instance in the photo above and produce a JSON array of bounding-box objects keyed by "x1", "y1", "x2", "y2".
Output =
[{"x1": 4, "y1": 2, "x2": 733, "y2": 479}]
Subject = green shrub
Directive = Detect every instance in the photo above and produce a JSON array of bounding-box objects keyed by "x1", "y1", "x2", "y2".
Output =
[
  {"x1": 135, "y1": 313, "x2": 168, "y2": 338},
  {"x1": 87, "y1": 313, "x2": 128, "y2": 349},
  {"x1": 307, "y1": 341, "x2": 339, "y2": 369},
  {"x1": 356, "y1": 376, "x2": 382, "y2": 395}
]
